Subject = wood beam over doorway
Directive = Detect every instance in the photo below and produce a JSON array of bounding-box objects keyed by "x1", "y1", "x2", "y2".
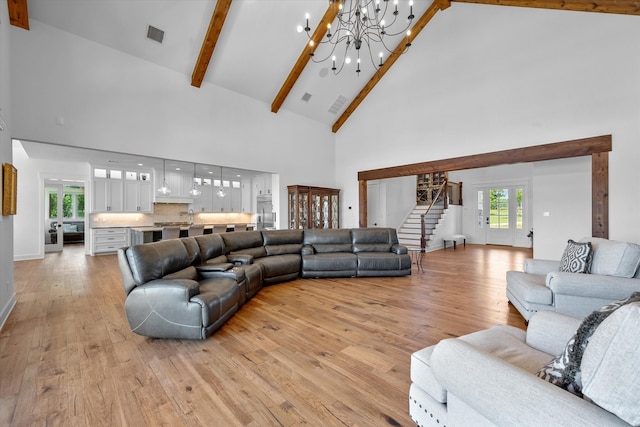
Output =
[{"x1": 357, "y1": 135, "x2": 612, "y2": 239}]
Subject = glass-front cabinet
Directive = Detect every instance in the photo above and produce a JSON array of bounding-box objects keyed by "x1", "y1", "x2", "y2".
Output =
[{"x1": 288, "y1": 185, "x2": 339, "y2": 229}]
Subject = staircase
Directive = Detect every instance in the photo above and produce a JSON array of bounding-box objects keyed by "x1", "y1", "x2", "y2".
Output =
[{"x1": 397, "y1": 201, "x2": 446, "y2": 249}]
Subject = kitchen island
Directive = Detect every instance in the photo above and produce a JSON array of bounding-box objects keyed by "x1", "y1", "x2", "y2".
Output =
[{"x1": 129, "y1": 223, "x2": 254, "y2": 245}]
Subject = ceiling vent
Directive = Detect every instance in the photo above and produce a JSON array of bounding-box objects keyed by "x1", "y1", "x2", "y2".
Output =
[
  {"x1": 147, "y1": 25, "x2": 165, "y2": 44},
  {"x1": 301, "y1": 92, "x2": 312, "y2": 102},
  {"x1": 328, "y1": 95, "x2": 348, "y2": 115}
]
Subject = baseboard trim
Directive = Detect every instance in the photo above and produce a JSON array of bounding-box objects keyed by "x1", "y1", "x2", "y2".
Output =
[{"x1": 0, "y1": 293, "x2": 17, "y2": 333}]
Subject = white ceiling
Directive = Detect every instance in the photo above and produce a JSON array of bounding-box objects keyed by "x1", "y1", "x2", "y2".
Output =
[{"x1": 26, "y1": 0, "x2": 433, "y2": 128}]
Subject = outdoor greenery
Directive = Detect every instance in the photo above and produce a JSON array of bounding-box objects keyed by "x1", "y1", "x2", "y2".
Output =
[
  {"x1": 489, "y1": 188, "x2": 523, "y2": 229},
  {"x1": 48, "y1": 186, "x2": 85, "y2": 219}
]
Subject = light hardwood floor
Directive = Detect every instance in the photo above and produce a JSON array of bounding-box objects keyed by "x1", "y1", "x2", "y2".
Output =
[{"x1": 1, "y1": 243, "x2": 529, "y2": 426}]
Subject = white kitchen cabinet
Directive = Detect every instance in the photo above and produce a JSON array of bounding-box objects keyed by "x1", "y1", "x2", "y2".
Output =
[
  {"x1": 254, "y1": 173, "x2": 272, "y2": 197},
  {"x1": 192, "y1": 178, "x2": 213, "y2": 212},
  {"x1": 92, "y1": 228, "x2": 130, "y2": 254},
  {"x1": 123, "y1": 171, "x2": 153, "y2": 213},
  {"x1": 92, "y1": 167, "x2": 124, "y2": 212},
  {"x1": 124, "y1": 179, "x2": 153, "y2": 212},
  {"x1": 156, "y1": 170, "x2": 194, "y2": 203}
]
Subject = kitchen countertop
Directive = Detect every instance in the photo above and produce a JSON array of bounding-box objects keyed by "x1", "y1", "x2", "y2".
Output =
[{"x1": 98, "y1": 224, "x2": 254, "y2": 232}]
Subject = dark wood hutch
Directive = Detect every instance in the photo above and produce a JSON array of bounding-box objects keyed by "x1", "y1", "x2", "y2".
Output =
[{"x1": 287, "y1": 185, "x2": 340, "y2": 229}]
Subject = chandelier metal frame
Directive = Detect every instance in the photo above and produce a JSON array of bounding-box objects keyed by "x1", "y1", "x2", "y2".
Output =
[{"x1": 301, "y1": 0, "x2": 415, "y2": 74}]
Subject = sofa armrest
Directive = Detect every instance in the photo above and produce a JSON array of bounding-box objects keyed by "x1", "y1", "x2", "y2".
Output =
[
  {"x1": 546, "y1": 272, "x2": 640, "y2": 300},
  {"x1": 226, "y1": 254, "x2": 254, "y2": 265},
  {"x1": 525, "y1": 311, "x2": 581, "y2": 355},
  {"x1": 431, "y1": 339, "x2": 627, "y2": 426},
  {"x1": 129, "y1": 279, "x2": 200, "y2": 302},
  {"x1": 196, "y1": 262, "x2": 234, "y2": 272},
  {"x1": 523, "y1": 258, "x2": 560, "y2": 275},
  {"x1": 391, "y1": 244, "x2": 408, "y2": 255}
]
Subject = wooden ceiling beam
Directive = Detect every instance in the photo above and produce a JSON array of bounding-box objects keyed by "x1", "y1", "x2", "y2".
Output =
[
  {"x1": 271, "y1": 2, "x2": 342, "y2": 113},
  {"x1": 191, "y1": 0, "x2": 233, "y2": 88},
  {"x1": 332, "y1": 0, "x2": 450, "y2": 133},
  {"x1": 8, "y1": 0, "x2": 29, "y2": 30},
  {"x1": 450, "y1": 0, "x2": 640, "y2": 16},
  {"x1": 358, "y1": 134, "x2": 612, "y2": 181}
]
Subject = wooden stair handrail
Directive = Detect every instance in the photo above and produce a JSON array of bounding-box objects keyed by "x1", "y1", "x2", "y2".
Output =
[{"x1": 419, "y1": 179, "x2": 448, "y2": 249}]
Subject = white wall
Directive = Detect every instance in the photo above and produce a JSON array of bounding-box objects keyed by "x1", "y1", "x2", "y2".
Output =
[
  {"x1": 334, "y1": 4, "x2": 640, "y2": 252},
  {"x1": 0, "y1": 2, "x2": 16, "y2": 330},
  {"x1": 9, "y1": 20, "x2": 337, "y2": 232},
  {"x1": 532, "y1": 157, "x2": 592, "y2": 259}
]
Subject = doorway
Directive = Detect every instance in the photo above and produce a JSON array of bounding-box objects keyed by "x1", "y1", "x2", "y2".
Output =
[
  {"x1": 477, "y1": 186, "x2": 525, "y2": 246},
  {"x1": 44, "y1": 183, "x2": 63, "y2": 252},
  {"x1": 44, "y1": 180, "x2": 86, "y2": 253}
]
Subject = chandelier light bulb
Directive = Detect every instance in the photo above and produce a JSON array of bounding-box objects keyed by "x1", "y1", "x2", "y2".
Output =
[
  {"x1": 297, "y1": 25, "x2": 303, "y2": 33},
  {"x1": 345, "y1": 57, "x2": 351, "y2": 64}
]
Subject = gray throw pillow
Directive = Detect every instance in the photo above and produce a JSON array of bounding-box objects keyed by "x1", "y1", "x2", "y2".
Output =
[{"x1": 559, "y1": 239, "x2": 592, "y2": 274}]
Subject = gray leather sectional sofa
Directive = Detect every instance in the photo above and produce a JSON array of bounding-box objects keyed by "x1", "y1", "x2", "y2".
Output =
[{"x1": 118, "y1": 227, "x2": 411, "y2": 339}]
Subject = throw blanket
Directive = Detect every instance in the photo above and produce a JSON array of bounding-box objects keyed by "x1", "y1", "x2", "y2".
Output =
[{"x1": 537, "y1": 292, "x2": 640, "y2": 397}]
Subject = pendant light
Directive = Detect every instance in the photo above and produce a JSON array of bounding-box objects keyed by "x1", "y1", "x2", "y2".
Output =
[
  {"x1": 216, "y1": 166, "x2": 226, "y2": 198},
  {"x1": 157, "y1": 159, "x2": 171, "y2": 195},
  {"x1": 188, "y1": 163, "x2": 201, "y2": 197}
]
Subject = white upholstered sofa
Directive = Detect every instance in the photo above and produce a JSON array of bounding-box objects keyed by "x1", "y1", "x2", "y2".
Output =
[
  {"x1": 409, "y1": 297, "x2": 640, "y2": 426},
  {"x1": 506, "y1": 237, "x2": 640, "y2": 321}
]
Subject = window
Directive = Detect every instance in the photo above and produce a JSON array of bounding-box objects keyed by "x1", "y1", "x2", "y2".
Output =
[
  {"x1": 489, "y1": 188, "x2": 509, "y2": 229},
  {"x1": 516, "y1": 187, "x2": 523, "y2": 230},
  {"x1": 48, "y1": 186, "x2": 85, "y2": 219}
]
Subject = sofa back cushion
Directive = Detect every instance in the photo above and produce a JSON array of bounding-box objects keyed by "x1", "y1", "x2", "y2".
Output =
[
  {"x1": 180, "y1": 237, "x2": 202, "y2": 265},
  {"x1": 581, "y1": 237, "x2": 640, "y2": 278},
  {"x1": 194, "y1": 234, "x2": 226, "y2": 262},
  {"x1": 263, "y1": 230, "x2": 303, "y2": 256},
  {"x1": 581, "y1": 302, "x2": 640, "y2": 425},
  {"x1": 351, "y1": 228, "x2": 396, "y2": 253},
  {"x1": 303, "y1": 229, "x2": 353, "y2": 253},
  {"x1": 125, "y1": 239, "x2": 192, "y2": 286},
  {"x1": 222, "y1": 231, "x2": 267, "y2": 259}
]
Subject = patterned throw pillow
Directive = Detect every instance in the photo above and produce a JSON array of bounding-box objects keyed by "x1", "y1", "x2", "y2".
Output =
[
  {"x1": 536, "y1": 292, "x2": 640, "y2": 397},
  {"x1": 559, "y1": 239, "x2": 593, "y2": 273}
]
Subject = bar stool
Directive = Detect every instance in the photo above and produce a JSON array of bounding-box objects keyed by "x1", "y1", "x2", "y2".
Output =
[
  {"x1": 161, "y1": 226, "x2": 181, "y2": 240},
  {"x1": 212, "y1": 225, "x2": 227, "y2": 234},
  {"x1": 188, "y1": 224, "x2": 204, "y2": 236},
  {"x1": 233, "y1": 223, "x2": 247, "y2": 232}
]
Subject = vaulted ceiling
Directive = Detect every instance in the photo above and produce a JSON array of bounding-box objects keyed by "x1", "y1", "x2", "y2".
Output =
[{"x1": 8, "y1": 0, "x2": 640, "y2": 132}]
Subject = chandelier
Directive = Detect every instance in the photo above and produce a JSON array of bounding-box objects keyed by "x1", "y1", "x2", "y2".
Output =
[{"x1": 298, "y1": 0, "x2": 415, "y2": 75}]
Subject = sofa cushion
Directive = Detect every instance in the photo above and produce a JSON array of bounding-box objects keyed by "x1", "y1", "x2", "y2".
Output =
[
  {"x1": 262, "y1": 229, "x2": 303, "y2": 246},
  {"x1": 301, "y1": 253, "x2": 357, "y2": 272},
  {"x1": 356, "y1": 252, "x2": 411, "y2": 271},
  {"x1": 537, "y1": 292, "x2": 640, "y2": 397},
  {"x1": 126, "y1": 239, "x2": 192, "y2": 285},
  {"x1": 303, "y1": 229, "x2": 353, "y2": 253},
  {"x1": 559, "y1": 239, "x2": 592, "y2": 274},
  {"x1": 351, "y1": 228, "x2": 397, "y2": 253},
  {"x1": 194, "y1": 234, "x2": 226, "y2": 262},
  {"x1": 505, "y1": 271, "x2": 552, "y2": 305},
  {"x1": 221, "y1": 231, "x2": 265, "y2": 255},
  {"x1": 254, "y1": 254, "x2": 301, "y2": 281},
  {"x1": 581, "y1": 237, "x2": 640, "y2": 278},
  {"x1": 265, "y1": 244, "x2": 303, "y2": 256},
  {"x1": 581, "y1": 302, "x2": 640, "y2": 426}
]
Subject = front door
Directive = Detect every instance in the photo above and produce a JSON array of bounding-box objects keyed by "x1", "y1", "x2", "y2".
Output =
[
  {"x1": 478, "y1": 187, "x2": 524, "y2": 246},
  {"x1": 45, "y1": 183, "x2": 64, "y2": 252}
]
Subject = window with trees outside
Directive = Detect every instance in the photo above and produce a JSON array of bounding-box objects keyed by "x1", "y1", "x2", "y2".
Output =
[{"x1": 48, "y1": 186, "x2": 85, "y2": 219}]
